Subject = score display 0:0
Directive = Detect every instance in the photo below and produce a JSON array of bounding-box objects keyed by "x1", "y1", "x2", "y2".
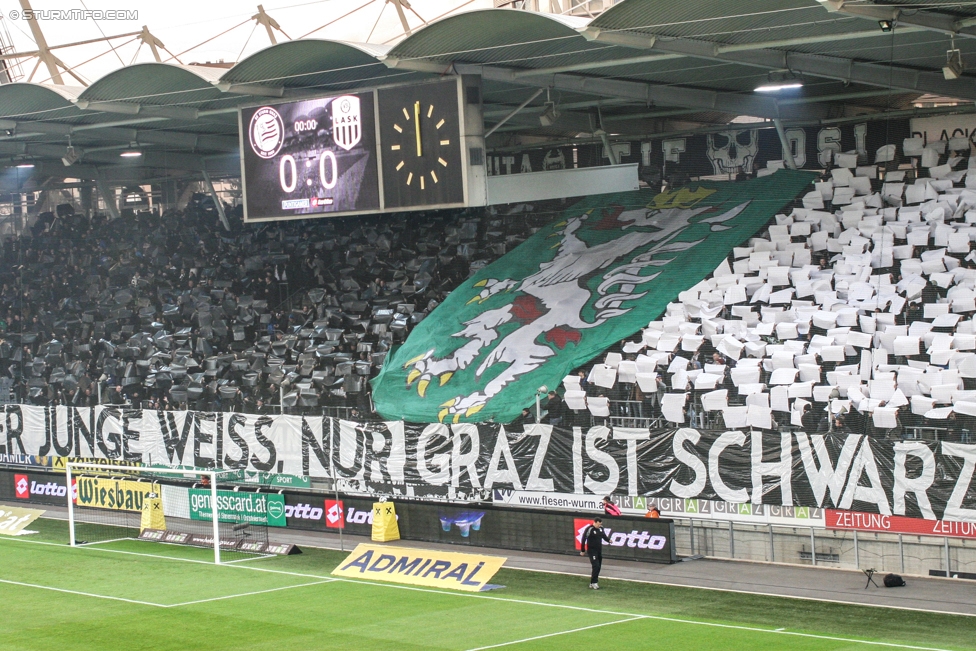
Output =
[{"x1": 278, "y1": 150, "x2": 338, "y2": 192}]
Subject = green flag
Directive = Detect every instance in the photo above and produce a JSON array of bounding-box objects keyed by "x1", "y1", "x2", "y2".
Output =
[{"x1": 372, "y1": 170, "x2": 817, "y2": 424}]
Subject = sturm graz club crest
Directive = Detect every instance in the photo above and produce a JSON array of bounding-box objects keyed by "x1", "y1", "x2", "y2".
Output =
[
  {"x1": 249, "y1": 107, "x2": 284, "y2": 159},
  {"x1": 332, "y1": 95, "x2": 362, "y2": 151}
]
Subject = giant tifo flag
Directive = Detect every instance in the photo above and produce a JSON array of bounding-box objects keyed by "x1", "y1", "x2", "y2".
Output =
[{"x1": 372, "y1": 170, "x2": 817, "y2": 424}]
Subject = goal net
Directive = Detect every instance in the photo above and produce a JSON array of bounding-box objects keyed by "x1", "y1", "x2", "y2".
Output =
[{"x1": 65, "y1": 463, "x2": 278, "y2": 564}]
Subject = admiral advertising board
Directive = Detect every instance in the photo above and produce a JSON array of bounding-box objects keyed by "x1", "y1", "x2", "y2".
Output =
[
  {"x1": 333, "y1": 543, "x2": 506, "y2": 592},
  {"x1": 0, "y1": 504, "x2": 45, "y2": 536}
]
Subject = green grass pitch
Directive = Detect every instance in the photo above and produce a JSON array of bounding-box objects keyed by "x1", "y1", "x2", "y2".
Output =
[{"x1": 0, "y1": 518, "x2": 972, "y2": 651}]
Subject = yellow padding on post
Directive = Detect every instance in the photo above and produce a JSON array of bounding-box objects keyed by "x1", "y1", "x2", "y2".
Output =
[
  {"x1": 371, "y1": 501, "x2": 400, "y2": 542},
  {"x1": 140, "y1": 494, "x2": 166, "y2": 532}
]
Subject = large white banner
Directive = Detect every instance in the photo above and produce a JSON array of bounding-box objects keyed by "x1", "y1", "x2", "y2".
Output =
[
  {"x1": 2, "y1": 406, "x2": 975, "y2": 524},
  {"x1": 0, "y1": 405, "x2": 322, "y2": 477}
]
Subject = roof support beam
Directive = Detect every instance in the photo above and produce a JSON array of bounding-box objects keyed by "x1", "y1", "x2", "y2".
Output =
[
  {"x1": 448, "y1": 63, "x2": 788, "y2": 118},
  {"x1": 0, "y1": 141, "x2": 217, "y2": 169},
  {"x1": 485, "y1": 88, "x2": 543, "y2": 138},
  {"x1": 214, "y1": 82, "x2": 284, "y2": 97},
  {"x1": 20, "y1": 0, "x2": 64, "y2": 85},
  {"x1": 0, "y1": 31, "x2": 142, "y2": 61},
  {"x1": 201, "y1": 167, "x2": 231, "y2": 231},
  {"x1": 95, "y1": 180, "x2": 120, "y2": 220},
  {"x1": 0, "y1": 119, "x2": 238, "y2": 151},
  {"x1": 773, "y1": 118, "x2": 797, "y2": 170},
  {"x1": 382, "y1": 56, "x2": 455, "y2": 74},
  {"x1": 74, "y1": 100, "x2": 214, "y2": 121},
  {"x1": 714, "y1": 26, "x2": 927, "y2": 53},
  {"x1": 487, "y1": 103, "x2": 976, "y2": 155},
  {"x1": 580, "y1": 28, "x2": 976, "y2": 102},
  {"x1": 483, "y1": 97, "x2": 630, "y2": 117},
  {"x1": 252, "y1": 4, "x2": 291, "y2": 45},
  {"x1": 511, "y1": 53, "x2": 682, "y2": 78},
  {"x1": 817, "y1": 0, "x2": 976, "y2": 39}
]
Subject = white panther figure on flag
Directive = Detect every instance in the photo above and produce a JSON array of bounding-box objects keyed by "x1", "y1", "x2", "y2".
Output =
[{"x1": 404, "y1": 199, "x2": 750, "y2": 422}]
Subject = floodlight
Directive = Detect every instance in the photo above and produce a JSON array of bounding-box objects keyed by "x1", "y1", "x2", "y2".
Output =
[
  {"x1": 755, "y1": 70, "x2": 802, "y2": 92},
  {"x1": 944, "y1": 48, "x2": 964, "y2": 80},
  {"x1": 539, "y1": 102, "x2": 559, "y2": 126},
  {"x1": 755, "y1": 83, "x2": 803, "y2": 92},
  {"x1": 62, "y1": 146, "x2": 79, "y2": 167}
]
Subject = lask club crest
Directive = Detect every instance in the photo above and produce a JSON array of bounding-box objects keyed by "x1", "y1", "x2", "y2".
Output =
[
  {"x1": 332, "y1": 95, "x2": 362, "y2": 151},
  {"x1": 371, "y1": 172, "x2": 818, "y2": 424}
]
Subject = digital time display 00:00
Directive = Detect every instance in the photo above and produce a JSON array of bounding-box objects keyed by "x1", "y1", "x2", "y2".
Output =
[{"x1": 240, "y1": 92, "x2": 380, "y2": 221}]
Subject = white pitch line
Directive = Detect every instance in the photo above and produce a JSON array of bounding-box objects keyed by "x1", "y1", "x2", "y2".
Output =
[
  {"x1": 0, "y1": 535, "x2": 961, "y2": 651},
  {"x1": 164, "y1": 580, "x2": 334, "y2": 608},
  {"x1": 506, "y1": 564, "x2": 976, "y2": 619},
  {"x1": 0, "y1": 577, "x2": 166, "y2": 608},
  {"x1": 221, "y1": 554, "x2": 277, "y2": 564},
  {"x1": 464, "y1": 616, "x2": 646, "y2": 651},
  {"x1": 77, "y1": 537, "x2": 132, "y2": 547},
  {"x1": 318, "y1": 577, "x2": 958, "y2": 651}
]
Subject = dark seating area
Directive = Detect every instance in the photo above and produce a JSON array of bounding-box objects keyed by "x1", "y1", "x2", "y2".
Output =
[{"x1": 0, "y1": 198, "x2": 550, "y2": 415}]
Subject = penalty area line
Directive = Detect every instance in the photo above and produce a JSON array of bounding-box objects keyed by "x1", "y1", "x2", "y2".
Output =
[
  {"x1": 76, "y1": 537, "x2": 135, "y2": 547},
  {"x1": 0, "y1": 577, "x2": 166, "y2": 608},
  {"x1": 221, "y1": 553, "x2": 278, "y2": 564},
  {"x1": 465, "y1": 616, "x2": 646, "y2": 651},
  {"x1": 164, "y1": 579, "x2": 335, "y2": 608}
]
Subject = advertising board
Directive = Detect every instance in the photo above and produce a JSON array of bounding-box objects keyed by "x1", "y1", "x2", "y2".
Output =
[
  {"x1": 75, "y1": 476, "x2": 157, "y2": 512},
  {"x1": 187, "y1": 488, "x2": 286, "y2": 527},
  {"x1": 333, "y1": 543, "x2": 505, "y2": 592},
  {"x1": 0, "y1": 469, "x2": 72, "y2": 506},
  {"x1": 826, "y1": 509, "x2": 976, "y2": 540}
]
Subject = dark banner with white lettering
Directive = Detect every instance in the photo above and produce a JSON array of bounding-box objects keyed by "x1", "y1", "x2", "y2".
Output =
[
  {"x1": 1, "y1": 406, "x2": 974, "y2": 523},
  {"x1": 487, "y1": 119, "x2": 913, "y2": 181}
]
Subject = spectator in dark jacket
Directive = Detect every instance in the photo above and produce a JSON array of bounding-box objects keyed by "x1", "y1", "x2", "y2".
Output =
[{"x1": 544, "y1": 391, "x2": 564, "y2": 427}]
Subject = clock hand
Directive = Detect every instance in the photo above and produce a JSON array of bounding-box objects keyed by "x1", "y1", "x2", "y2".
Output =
[{"x1": 414, "y1": 101, "x2": 422, "y2": 157}]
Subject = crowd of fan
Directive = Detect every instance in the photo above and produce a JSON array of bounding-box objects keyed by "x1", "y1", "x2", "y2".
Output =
[
  {"x1": 8, "y1": 135, "x2": 976, "y2": 439},
  {"x1": 0, "y1": 197, "x2": 547, "y2": 416},
  {"x1": 553, "y1": 139, "x2": 976, "y2": 441}
]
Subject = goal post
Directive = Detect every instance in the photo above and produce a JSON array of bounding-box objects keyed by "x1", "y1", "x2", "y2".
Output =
[{"x1": 65, "y1": 463, "x2": 271, "y2": 565}]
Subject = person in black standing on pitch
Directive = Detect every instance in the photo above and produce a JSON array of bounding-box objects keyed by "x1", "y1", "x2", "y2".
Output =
[{"x1": 580, "y1": 517, "x2": 611, "y2": 590}]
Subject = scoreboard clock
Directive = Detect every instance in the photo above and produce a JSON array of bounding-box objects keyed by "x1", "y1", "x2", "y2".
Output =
[
  {"x1": 377, "y1": 79, "x2": 466, "y2": 210},
  {"x1": 240, "y1": 77, "x2": 483, "y2": 222},
  {"x1": 240, "y1": 91, "x2": 380, "y2": 221}
]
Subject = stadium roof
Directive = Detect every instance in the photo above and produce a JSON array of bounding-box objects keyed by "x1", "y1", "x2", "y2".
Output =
[{"x1": 3, "y1": 0, "x2": 976, "y2": 186}]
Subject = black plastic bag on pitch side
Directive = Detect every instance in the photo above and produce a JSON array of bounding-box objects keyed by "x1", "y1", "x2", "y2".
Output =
[{"x1": 884, "y1": 573, "x2": 906, "y2": 588}]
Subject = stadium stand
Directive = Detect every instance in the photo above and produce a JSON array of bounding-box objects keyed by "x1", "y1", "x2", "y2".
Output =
[
  {"x1": 560, "y1": 142, "x2": 976, "y2": 442},
  {"x1": 0, "y1": 198, "x2": 554, "y2": 416},
  {"x1": 7, "y1": 133, "x2": 976, "y2": 436}
]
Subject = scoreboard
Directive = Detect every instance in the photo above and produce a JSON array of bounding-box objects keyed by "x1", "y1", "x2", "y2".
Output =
[{"x1": 240, "y1": 77, "x2": 484, "y2": 222}]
